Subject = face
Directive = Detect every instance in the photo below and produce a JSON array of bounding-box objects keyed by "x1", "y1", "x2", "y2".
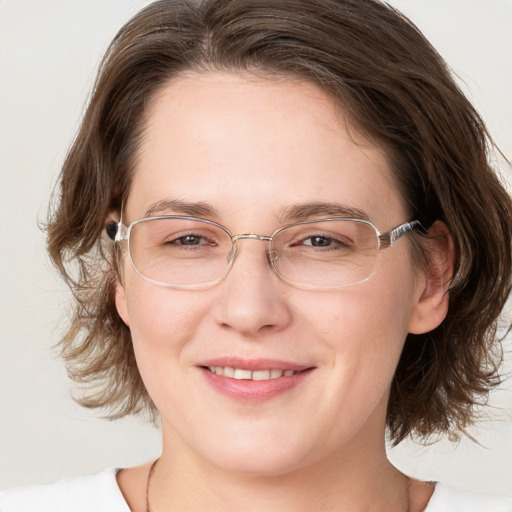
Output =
[{"x1": 116, "y1": 72, "x2": 435, "y2": 476}]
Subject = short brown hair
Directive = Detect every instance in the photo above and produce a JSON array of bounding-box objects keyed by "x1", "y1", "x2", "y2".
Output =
[{"x1": 47, "y1": 0, "x2": 512, "y2": 444}]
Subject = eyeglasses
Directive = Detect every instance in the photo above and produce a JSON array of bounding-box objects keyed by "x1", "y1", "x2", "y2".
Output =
[{"x1": 108, "y1": 216, "x2": 421, "y2": 290}]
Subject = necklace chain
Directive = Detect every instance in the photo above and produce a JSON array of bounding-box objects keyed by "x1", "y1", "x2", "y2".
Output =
[
  {"x1": 146, "y1": 458, "x2": 159, "y2": 512},
  {"x1": 145, "y1": 458, "x2": 411, "y2": 512}
]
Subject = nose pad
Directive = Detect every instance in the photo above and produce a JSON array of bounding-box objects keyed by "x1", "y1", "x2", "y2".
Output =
[
  {"x1": 227, "y1": 237, "x2": 275, "y2": 264},
  {"x1": 222, "y1": 237, "x2": 277, "y2": 283},
  {"x1": 267, "y1": 250, "x2": 279, "y2": 263},
  {"x1": 227, "y1": 243, "x2": 238, "y2": 265}
]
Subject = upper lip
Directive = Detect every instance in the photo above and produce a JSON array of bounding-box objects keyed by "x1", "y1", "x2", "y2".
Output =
[{"x1": 197, "y1": 357, "x2": 313, "y2": 372}]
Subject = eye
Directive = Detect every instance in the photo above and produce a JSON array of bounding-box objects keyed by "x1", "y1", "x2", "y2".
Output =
[
  {"x1": 300, "y1": 234, "x2": 351, "y2": 249},
  {"x1": 168, "y1": 234, "x2": 212, "y2": 246},
  {"x1": 303, "y1": 235, "x2": 338, "y2": 247}
]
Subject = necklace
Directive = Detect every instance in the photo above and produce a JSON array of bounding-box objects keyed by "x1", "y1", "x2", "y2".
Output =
[
  {"x1": 146, "y1": 458, "x2": 159, "y2": 512},
  {"x1": 145, "y1": 459, "x2": 412, "y2": 512}
]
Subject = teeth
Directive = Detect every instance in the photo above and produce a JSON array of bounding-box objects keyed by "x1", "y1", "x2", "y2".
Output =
[
  {"x1": 223, "y1": 367, "x2": 235, "y2": 378},
  {"x1": 234, "y1": 369, "x2": 252, "y2": 380},
  {"x1": 208, "y1": 366, "x2": 299, "y2": 380},
  {"x1": 252, "y1": 370, "x2": 270, "y2": 381}
]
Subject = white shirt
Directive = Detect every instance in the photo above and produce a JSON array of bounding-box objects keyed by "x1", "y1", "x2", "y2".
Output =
[{"x1": 1, "y1": 468, "x2": 511, "y2": 512}]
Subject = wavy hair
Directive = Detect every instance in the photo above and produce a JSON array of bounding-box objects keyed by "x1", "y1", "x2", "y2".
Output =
[{"x1": 47, "y1": 0, "x2": 512, "y2": 444}]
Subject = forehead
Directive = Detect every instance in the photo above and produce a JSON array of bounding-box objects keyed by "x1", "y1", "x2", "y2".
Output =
[{"x1": 128, "y1": 72, "x2": 405, "y2": 228}]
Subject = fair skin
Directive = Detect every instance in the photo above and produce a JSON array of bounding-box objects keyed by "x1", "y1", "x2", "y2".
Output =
[{"x1": 115, "y1": 72, "x2": 452, "y2": 512}]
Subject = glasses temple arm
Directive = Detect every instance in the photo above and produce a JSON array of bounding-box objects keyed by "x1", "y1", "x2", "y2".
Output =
[
  {"x1": 106, "y1": 219, "x2": 128, "y2": 242},
  {"x1": 379, "y1": 220, "x2": 423, "y2": 248}
]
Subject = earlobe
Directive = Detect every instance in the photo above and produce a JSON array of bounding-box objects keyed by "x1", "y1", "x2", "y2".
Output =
[
  {"x1": 408, "y1": 221, "x2": 455, "y2": 335},
  {"x1": 115, "y1": 278, "x2": 131, "y2": 327}
]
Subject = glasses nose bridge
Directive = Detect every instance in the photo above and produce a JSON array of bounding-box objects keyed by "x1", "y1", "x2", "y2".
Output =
[
  {"x1": 228, "y1": 233, "x2": 276, "y2": 270},
  {"x1": 231, "y1": 233, "x2": 272, "y2": 243}
]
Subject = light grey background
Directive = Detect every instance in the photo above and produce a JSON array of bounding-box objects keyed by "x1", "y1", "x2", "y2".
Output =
[{"x1": 1, "y1": 0, "x2": 511, "y2": 494}]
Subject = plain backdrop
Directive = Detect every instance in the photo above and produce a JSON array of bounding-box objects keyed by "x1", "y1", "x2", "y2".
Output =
[{"x1": 1, "y1": 0, "x2": 511, "y2": 495}]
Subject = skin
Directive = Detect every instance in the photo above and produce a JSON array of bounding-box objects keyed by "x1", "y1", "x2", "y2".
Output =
[{"x1": 115, "y1": 72, "x2": 452, "y2": 511}]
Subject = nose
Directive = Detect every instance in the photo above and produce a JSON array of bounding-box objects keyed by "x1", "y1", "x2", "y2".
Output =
[{"x1": 213, "y1": 239, "x2": 292, "y2": 337}]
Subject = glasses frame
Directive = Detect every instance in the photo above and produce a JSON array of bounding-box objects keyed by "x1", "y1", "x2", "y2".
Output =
[{"x1": 110, "y1": 215, "x2": 421, "y2": 290}]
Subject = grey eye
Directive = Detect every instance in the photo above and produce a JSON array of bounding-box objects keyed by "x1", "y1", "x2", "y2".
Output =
[
  {"x1": 172, "y1": 235, "x2": 206, "y2": 245},
  {"x1": 304, "y1": 236, "x2": 333, "y2": 247}
]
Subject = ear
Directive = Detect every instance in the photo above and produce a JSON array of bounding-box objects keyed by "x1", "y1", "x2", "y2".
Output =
[
  {"x1": 115, "y1": 277, "x2": 131, "y2": 327},
  {"x1": 408, "y1": 221, "x2": 455, "y2": 334},
  {"x1": 106, "y1": 210, "x2": 130, "y2": 327},
  {"x1": 105, "y1": 210, "x2": 120, "y2": 241}
]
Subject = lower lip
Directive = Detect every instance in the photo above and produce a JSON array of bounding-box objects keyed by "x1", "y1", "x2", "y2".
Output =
[{"x1": 200, "y1": 368, "x2": 313, "y2": 403}]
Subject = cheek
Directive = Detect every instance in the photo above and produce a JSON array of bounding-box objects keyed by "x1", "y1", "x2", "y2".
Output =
[
  {"x1": 122, "y1": 274, "x2": 211, "y2": 381},
  {"x1": 298, "y1": 260, "x2": 417, "y2": 394},
  {"x1": 124, "y1": 272, "x2": 204, "y2": 334},
  {"x1": 301, "y1": 280, "x2": 413, "y2": 354}
]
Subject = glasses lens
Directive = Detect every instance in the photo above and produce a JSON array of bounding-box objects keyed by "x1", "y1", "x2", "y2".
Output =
[
  {"x1": 271, "y1": 220, "x2": 378, "y2": 288},
  {"x1": 129, "y1": 218, "x2": 232, "y2": 286}
]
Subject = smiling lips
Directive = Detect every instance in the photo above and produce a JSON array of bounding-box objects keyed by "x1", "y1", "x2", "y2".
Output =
[
  {"x1": 199, "y1": 359, "x2": 314, "y2": 402},
  {"x1": 206, "y1": 366, "x2": 299, "y2": 380}
]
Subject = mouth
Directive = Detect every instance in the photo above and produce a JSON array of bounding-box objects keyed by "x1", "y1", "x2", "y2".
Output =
[
  {"x1": 198, "y1": 359, "x2": 315, "y2": 402},
  {"x1": 203, "y1": 366, "x2": 304, "y2": 380}
]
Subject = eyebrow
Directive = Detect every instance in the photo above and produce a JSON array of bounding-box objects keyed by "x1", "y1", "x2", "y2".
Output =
[
  {"x1": 143, "y1": 199, "x2": 369, "y2": 224},
  {"x1": 144, "y1": 199, "x2": 219, "y2": 218},
  {"x1": 279, "y1": 202, "x2": 370, "y2": 223}
]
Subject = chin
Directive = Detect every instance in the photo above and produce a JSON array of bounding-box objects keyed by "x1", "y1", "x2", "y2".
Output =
[
  {"x1": 192, "y1": 427, "x2": 318, "y2": 477},
  {"x1": 209, "y1": 449, "x2": 308, "y2": 477}
]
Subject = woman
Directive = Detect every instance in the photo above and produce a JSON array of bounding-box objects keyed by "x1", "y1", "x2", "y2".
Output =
[{"x1": 1, "y1": 0, "x2": 511, "y2": 510}]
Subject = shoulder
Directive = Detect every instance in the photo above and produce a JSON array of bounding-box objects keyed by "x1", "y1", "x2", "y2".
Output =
[
  {"x1": 425, "y1": 483, "x2": 512, "y2": 512},
  {"x1": 0, "y1": 468, "x2": 130, "y2": 512}
]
